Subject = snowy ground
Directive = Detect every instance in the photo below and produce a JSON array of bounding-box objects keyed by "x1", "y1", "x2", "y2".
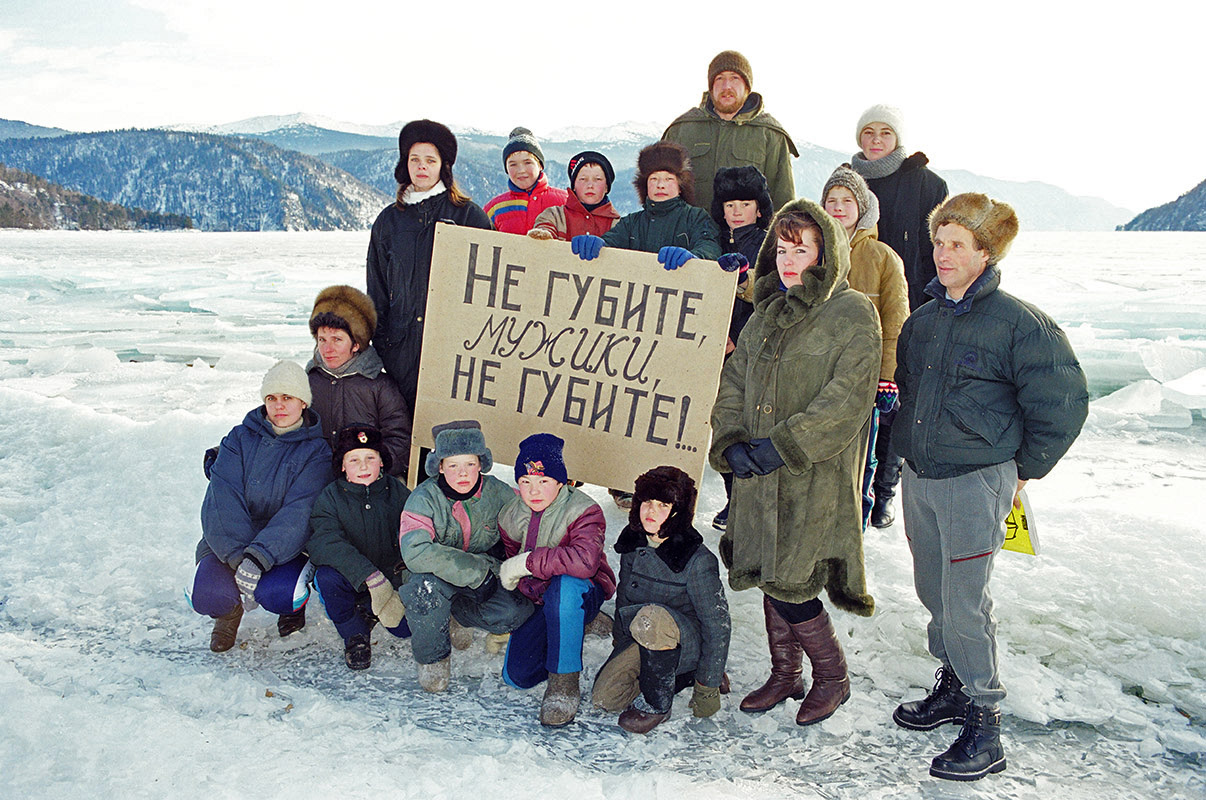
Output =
[{"x1": 0, "y1": 231, "x2": 1203, "y2": 799}]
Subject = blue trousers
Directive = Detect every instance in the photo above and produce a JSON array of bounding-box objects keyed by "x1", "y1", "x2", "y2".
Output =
[
  {"x1": 502, "y1": 575, "x2": 604, "y2": 689},
  {"x1": 860, "y1": 406, "x2": 881, "y2": 528},
  {"x1": 190, "y1": 553, "x2": 311, "y2": 617},
  {"x1": 313, "y1": 565, "x2": 411, "y2": 641}
]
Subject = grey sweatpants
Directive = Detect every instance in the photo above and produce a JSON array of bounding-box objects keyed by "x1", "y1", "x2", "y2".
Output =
[{"x1": 901, "y1": 460, "x2": 1017, "y2": 707}]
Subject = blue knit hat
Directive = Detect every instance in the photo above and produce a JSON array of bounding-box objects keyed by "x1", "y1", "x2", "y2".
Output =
[
  {"x1": 425, "y1": 420, "x2": 493, "y2": 477},
  {"x1": 514, "y1": 433, "x2": 567, "y2": 485}
]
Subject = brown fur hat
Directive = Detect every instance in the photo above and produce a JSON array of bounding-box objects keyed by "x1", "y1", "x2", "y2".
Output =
[
  {"x1": 928, "y1": 193, "x2": 1019, "y2": 266},
  {"x1": 634, "y1": 141, "x2": 695, "y2": 206},
  {"x1": 309, "y1": 285, "x2": 377, "y2": 352}
]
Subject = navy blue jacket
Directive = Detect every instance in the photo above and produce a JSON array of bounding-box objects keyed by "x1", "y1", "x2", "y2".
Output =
[{"x1": 865, "y1": 153, "x2": 948, "y2": 311}]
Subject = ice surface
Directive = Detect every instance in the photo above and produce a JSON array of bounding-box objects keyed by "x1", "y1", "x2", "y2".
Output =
[{"x1": 0, "y1": 231, "x2": 1202, "y2": 799}]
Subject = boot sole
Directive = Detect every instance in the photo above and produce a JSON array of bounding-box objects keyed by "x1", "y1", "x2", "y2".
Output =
[
  {"x1": 930, "y1": 756, "x2": 1006, "y2": 781},
  {"x1": 892, "y1": 709, "x2": 967, "y2": 731},
  {"x1": 740, "y1": 690, "x2": 806, "y2": 714}
]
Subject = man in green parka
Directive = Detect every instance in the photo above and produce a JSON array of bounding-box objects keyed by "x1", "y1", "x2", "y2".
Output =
[{"x1": 662, "y1": 50, "x2": 798, "y2": 214}]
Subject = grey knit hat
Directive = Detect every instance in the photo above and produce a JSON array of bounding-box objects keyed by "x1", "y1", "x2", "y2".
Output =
[
  {"x1": 855, "y1": 104, "x2": 905, "y2": 150},
  {"x1": 502, "y1": 127, "x2": 544, "y2": 169},
  {"x1": 425, "y1": 419, "x2": 493, "y2": 477},
  {"x1": 260, "y1": 360, "x2": 311, "y2": 406},
  {"x1": 822, "y1": 164, "x2": 879, "y2": 232}
]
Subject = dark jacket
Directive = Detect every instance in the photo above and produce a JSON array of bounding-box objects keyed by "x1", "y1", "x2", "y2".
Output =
[
  {"x1": 307, "y1": 473, "x2": 411, "y2": 590},
  {"x1": 306, "y1": 346, "x2": 412, "y2": 477},
  {"x1": 199, "y1": 407, "x2": 333, "y2": 570},
  {"x1": 893, "y1": 267, "x2": 1089, "y2": 481},
  {"x1": 610, "y1": 523, "x2": 731, "y2": 688},
  {"x1": 366, "y1": 192, "x2": 492, "y2": 411},
  {"x1": 721, "y1": 222, "x2": 763, "y2": 344},
  {"x1": 602, "y1": 196, "x2": 721, "y2": 260},
  {"x1": 864, "y1": 152, "x2": 948, "y2": 311}
]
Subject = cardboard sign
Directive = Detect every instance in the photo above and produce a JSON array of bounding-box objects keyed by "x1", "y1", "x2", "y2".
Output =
[{"x1": 408, "y1": 224, "x2": 736, "y2": 490}]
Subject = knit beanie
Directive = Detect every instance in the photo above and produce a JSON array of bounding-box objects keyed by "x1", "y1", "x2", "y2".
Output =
[
  {"x1": 928, "y1": 193, "x2": 1019, "y2": 266},
  {"x1": 708, "y1": 50, "x2": 752, "y2": 89},
  {"x1": 260, "y1": 360, "x2": 311, "y2": 406},
  {"x1": 855, "y1": 104, "x2": 906, "y2": 150},
  {"x1": 425, "y1": 419, "x2": 493, "y2": 477},
  {"x1": 395, "y1": 119, "x2": 458, "y2": 185},
  {"x1": 502, "y1": 126, "x2": 545, "y2": 168},
  {"x1": 332, "y1": 424, "x2": 391, "y2": 474},
  {"x1": 309, "y1": 285, "x2": 377, "y2": 352},
  {"x1": 822, "y1": 164, "x2": 878, "y2": 231},
  {"x1": 634, "y1": 141, "x2": 695, "y2": 205},
  {"x1": 514, "y1": 433, "x2": 568, "y2": 485},
  {"x1": 567, "y1": 150, "x2": 615, "y2": 193},
  {"x1": 711, "y1": 165, "x2": 772, "y2": 230}
]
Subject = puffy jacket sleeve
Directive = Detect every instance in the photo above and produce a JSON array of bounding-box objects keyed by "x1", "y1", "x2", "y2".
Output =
[
  {"x1": 763, "y1": 131, "x2": 797, "y2": 215},
  {"x1": 398, "y1": 488, "x2": 492, "y2": 588},
  {"x1": 525, "y1": 504, "x2": 607, "y2": 582},
  {"x1": 366, "y1": 211, "x2": 392, "y2": 335},
  {"x1": 1011, "y1": 318, "x2": 1089, "y2": 480},
  {"x1": 307, "y1": 484, "x2": 379, "y2": 589},
  {"x1": 530, "y1": 205, "x2": 568, "y2": 240},
  {"x1": 685, "y1": 547, "x2": 731, "y2": 688},
  {"x1": 687, "y1": 210, "x2": 722, "y2": 261},
  {"x1": 200, "y1": 426, "x2": 256, "y2": 567},
  {"x1": 244, "y1": 441, "x2": 332, "y2": 570},
  {"x1": 876, "y1": 247, "x2": 909, "y2": 381},
  {"x1": 601, "y1": 213, "x2": 634, "y2": 249}
]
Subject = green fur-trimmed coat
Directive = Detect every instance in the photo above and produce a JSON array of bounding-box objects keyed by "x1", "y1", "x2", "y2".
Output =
[{"x1": 708, "y1": 198, "x2": 880, "y2": 615}]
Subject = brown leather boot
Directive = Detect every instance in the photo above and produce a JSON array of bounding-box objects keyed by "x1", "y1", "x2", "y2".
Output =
[
  {"x1": 740, "y1": 595, "x2": 805, "y2": 712},
  {"x1": 210, "y1": 605, "x2": 243, "y2": 652},
  {"x1": 793, "y1": 609, "x2": 850, "y2": 726}
]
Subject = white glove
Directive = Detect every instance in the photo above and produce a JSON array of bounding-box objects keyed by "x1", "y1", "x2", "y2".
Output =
[
  {"x1": 365, "y1": 570, "x2": 406, "y2": 629},
  {"x1": 499, "y1": 553, "x2": 532, "y2": 591}
]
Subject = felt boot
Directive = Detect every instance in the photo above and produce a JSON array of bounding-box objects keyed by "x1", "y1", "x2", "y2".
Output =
[
  {"x1": 793, "y1": 609, "x2": 850, "y2": 726},
  {"x1": 740, "y1": 595, "x2": 805, "y2": 712},
  {"x1": 418, "y1": 656, "x2": 451, "y2": 693},
  {"x1": 540, "y1": 671, "x2": 581, "y2": 728}
]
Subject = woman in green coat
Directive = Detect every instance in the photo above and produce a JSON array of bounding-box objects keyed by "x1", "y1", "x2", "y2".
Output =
[{"x1": 709, "y1": 198, "x2": 880, "y2": 727}]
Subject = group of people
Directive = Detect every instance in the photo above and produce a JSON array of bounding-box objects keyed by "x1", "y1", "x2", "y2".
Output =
[{"x1": 188, "y1": 49, "x2": 1090, "y2": 783}]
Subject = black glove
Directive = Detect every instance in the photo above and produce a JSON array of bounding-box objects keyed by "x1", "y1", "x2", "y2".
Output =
[
  {"x1": 469, "y1": 570, "x2": 499, "y2": 604},
  {"x1": 723, "y1": 442, "x2": 757, "y2": 479},
  {"x1": 747, "y1": 438, "x2": 786, "y2": 475}
]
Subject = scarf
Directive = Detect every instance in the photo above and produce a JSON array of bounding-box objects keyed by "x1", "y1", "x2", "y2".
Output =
[
  {"x1": 401, "y1": 180, "x2": 447, "y2": 205},
  {"x1": 850, "y1": 148, "x2": 907, "y2": 180},
  {"x1": 437, "y1": 473, "x2": 483, "y2": 502}
]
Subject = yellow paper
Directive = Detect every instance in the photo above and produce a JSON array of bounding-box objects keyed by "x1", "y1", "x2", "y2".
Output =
[{"x1": 1003, "y1": 488, "x2": 1039, "y2": 556}]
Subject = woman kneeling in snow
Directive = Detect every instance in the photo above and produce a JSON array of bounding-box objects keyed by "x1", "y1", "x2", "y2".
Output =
[
  {"x1": 191, "y1": 361, "x2": 333, "y2": 652},
  {"x1": 592, "y1": 466, "x2": 731, "y2": 733}
]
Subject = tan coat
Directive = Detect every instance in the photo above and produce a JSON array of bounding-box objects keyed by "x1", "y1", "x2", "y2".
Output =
[{"x1": 847, "y1": 226, "x2": 908, "y2": 381}]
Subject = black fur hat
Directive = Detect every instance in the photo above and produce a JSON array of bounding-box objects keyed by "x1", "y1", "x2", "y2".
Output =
[
  {"x1": 394, "y1": 119, "x2": 458, "y2": 187},
  {"x1": 629, "y1": 465, "x2": 697, "y2": 537},
  {"x1": 634, "y1": 141, "x2": 695, "y2": 206},
  {"x1": 710, "y1": 165, "x2": 772, "y2": 231},
  {"x1": 333, "y1": 424, "x2": 391, "y2": 475}
]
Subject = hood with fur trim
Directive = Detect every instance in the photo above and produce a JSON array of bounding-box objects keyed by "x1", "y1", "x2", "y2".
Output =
[{"x1": 752, "y1": 197, "x2": 852, "y2": 321}]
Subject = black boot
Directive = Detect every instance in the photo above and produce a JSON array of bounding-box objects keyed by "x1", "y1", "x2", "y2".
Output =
[
  {"x1": 929, "y1": 703, "x2": 1006, "y2": 781},
  {"x1": 344, "y1": 633, "x2": 372, "y2": 670},
  {"x1": 277, "y1": 606, "x2": 306, "y2": 638},
  {"x1": 893, "y1": 665, "x2": 970, "y2": 730},
  {"x1": 870, "y1": 495, "x2": 895, "y2": 528},
  {"x1": 618, "y1": 646, "x2": 680, "y2": 734}
]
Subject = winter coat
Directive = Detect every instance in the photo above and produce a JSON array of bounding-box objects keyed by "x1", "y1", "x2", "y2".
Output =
[
  {"x1": 306, "y1": 346, "x2": 412, "y2": 476},
  {"x1": 708, "y1": 198, "x2": 880, "y2": 613},
  {"x1": 602, "y1": 196, "x2": 722, "y2": 261},
  {"x1": 722, "y1": 222, "x2": 764, "y2": 344},
  {"x1": 483, "y1": 172, "x2": 569, "y2": 234},
  {"x1": 610, "y1": 523, "x2": 731, "y2": 687},
  {"x1": 662, "y1": 92, "x2": 798, "y2": 213},
  {"x1": 893, "y1": 267, "x2": 1089, "y2": 481},
  {"x1": 847, "y1": 226, "x2": 908, "y2": 381},
  {"x1": 530, "y1": 191, "x2": 620, "y2": 240},
  {"x1": 307, "y1": 473, "x2": 411, "y2": 590},
  {"x1": 862, "y1": 152, "x2": 948, "y2": 311},
  {"x1": 498, "y1": 485, "x2": 617, "y2": 604},
  {"x1": 199, "y1": 407, "x2": 333, "y2": 570},
  {"x1": 366, "y1": 192, "x2": 492, "y2": 411},
  {"x1": 397, "y1": 474, "x2": 515, "y2": 589}
]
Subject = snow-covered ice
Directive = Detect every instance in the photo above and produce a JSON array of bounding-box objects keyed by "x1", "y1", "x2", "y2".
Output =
[{"x1": 0, "y1": 230, "x2": 1202, "y2": 799}]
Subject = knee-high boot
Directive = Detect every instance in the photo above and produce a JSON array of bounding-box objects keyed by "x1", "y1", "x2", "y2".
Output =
[
  {"x1": 740, "y1": 594, "x2": 805, "y2": 712},
  {"x1": 792, "y1": 608, "x2": 850, "y2": 726}
]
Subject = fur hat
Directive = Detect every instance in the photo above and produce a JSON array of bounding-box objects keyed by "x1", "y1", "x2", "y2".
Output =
[
  {"x1": 928, "y1": 193, "x2": 1019, "y2": 266},
  {"x1": 634, "y1": 141, "x2": 695, "y2": 206},
  {"x1": 502, "y1": 126, "x2": 545, "y2": 169},
  {"x1": 822, "y1": 164, "x2": 879, "y2": 232},
  {"x1": 711, "y1": 165, "x2": 772, "y2": 231},
  {"x1": 394, "y1": 119, "x2": 458, "y2": 187},
  {"x1": 855, "y1": 104, "x2": 905, "y2": 150},
  {"x1": 260, "y1": 360, "x2": 311, "y2": 406},
  {"x1": 629, "y1": 465, "x2": 697, "y2": 537},
  {"x1": 332, "y1": 424, "x2": 391, "y2": 475},
  {"x1": 425, "y1": 419, "x2": 493, "y2": 477},
  {"x1": 567, "y1": 150, "x2": 615, "y2": 193},
  {"x1": 514, "y1": 432, "x2": 567, "y2": 485},
  {"x1": 309, "y1": 285, "x2": 376, "y2": 353},
  {"x1": 708, "y1": 50, "x2": 752, "y2": 89}
]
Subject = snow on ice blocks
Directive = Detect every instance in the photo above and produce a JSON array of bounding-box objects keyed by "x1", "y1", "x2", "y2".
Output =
[{"x1": 1094, "y1": 342, "x2": 1206, "y2": 428}]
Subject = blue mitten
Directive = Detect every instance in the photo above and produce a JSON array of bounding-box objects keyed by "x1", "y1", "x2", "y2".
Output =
[
  {"x1": 747, "y1": 438, "x2": 786, "y2": 475},
  {"x1": 723, "y1": 442, "x2": 757, "y2": 479},
  {"x1": 876, "y1": 380, "x2": 899, "y2": 413},
  {"x1": 657, "y1": 246, "x2": 695, "y2": 270},
  {"x1": 571, "y1": 235, "x2": 604, "y2": 260},
  {"x1": 717, "y1": 253, "x2": 748, "y2": 273}
]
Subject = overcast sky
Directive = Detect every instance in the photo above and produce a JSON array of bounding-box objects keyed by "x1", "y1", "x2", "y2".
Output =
[{"x1": 2, "y1": 0, "x2": 1199, "y2": 211}]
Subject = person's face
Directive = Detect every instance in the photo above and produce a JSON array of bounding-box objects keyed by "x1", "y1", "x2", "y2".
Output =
[
  {"x1": 505, "y1": 151, "x2": 541, "y2": 191},
  {"x1": 640, "y1": 498, "x2": 673, "y2": 536},
  {"x1": 723, "y1": 199, "x2": 760, "y2": 230},
  {"x1": 573, "y1": 163, "x2": 608, "y2": 205},
  {"x1": 932, "y1": 223, "x2": 990, "y2": 301},
  {"x1": 859, "y1": 123, "x2": 897, "y2": 161},
  {"x1": 408, "y1": 142, "x2": 442, "y2": 192},
  {"x1": 824, "y1": 186, "x2": 860, "y2": 236},
  {"x1": 517, "y1": 475, "x2": 562, "y2": 513},
  {"x1": 776, "y1": 232, "x2": 821, "y2": 288},
  {"x1": 438, "y1": 453, "x2": 481, "y2": 492},
  {"x1": 342, "y1": 448, "x2": 383, "y2": 486},
  {"x1": 264, "y1": 393, "x2": 305, "y2": 428},
  {"x1": 646, "y1": 171, "x2": 680, "y2": 202},
  {"x1": 711, "y1": 70, "x2": 749, "y2": 117},
  {"x1": 315, "y1": 326, "x2": 359, "y2": 370}
]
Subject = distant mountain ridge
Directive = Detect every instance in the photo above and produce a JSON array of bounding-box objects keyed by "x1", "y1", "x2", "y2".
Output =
[
  {"x1": 1122, "y1": 179, "x2": 1206, "y2": 231},
  {"x1": 0, "y1": 163, "x2": 192, "y2": 230}
]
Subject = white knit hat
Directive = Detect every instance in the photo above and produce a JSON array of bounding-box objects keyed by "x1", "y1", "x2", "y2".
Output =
[
  {"x1": 856, "y1": 104, "x2": 905, "y2": 150},
  {"x1": 260, "y1": 360, "x2": 311, "y2": 406}
]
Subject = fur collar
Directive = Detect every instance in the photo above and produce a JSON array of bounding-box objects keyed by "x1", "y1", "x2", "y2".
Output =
[{"x1": 614, "y1": 523, "x2": 704, "y2": 574}]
